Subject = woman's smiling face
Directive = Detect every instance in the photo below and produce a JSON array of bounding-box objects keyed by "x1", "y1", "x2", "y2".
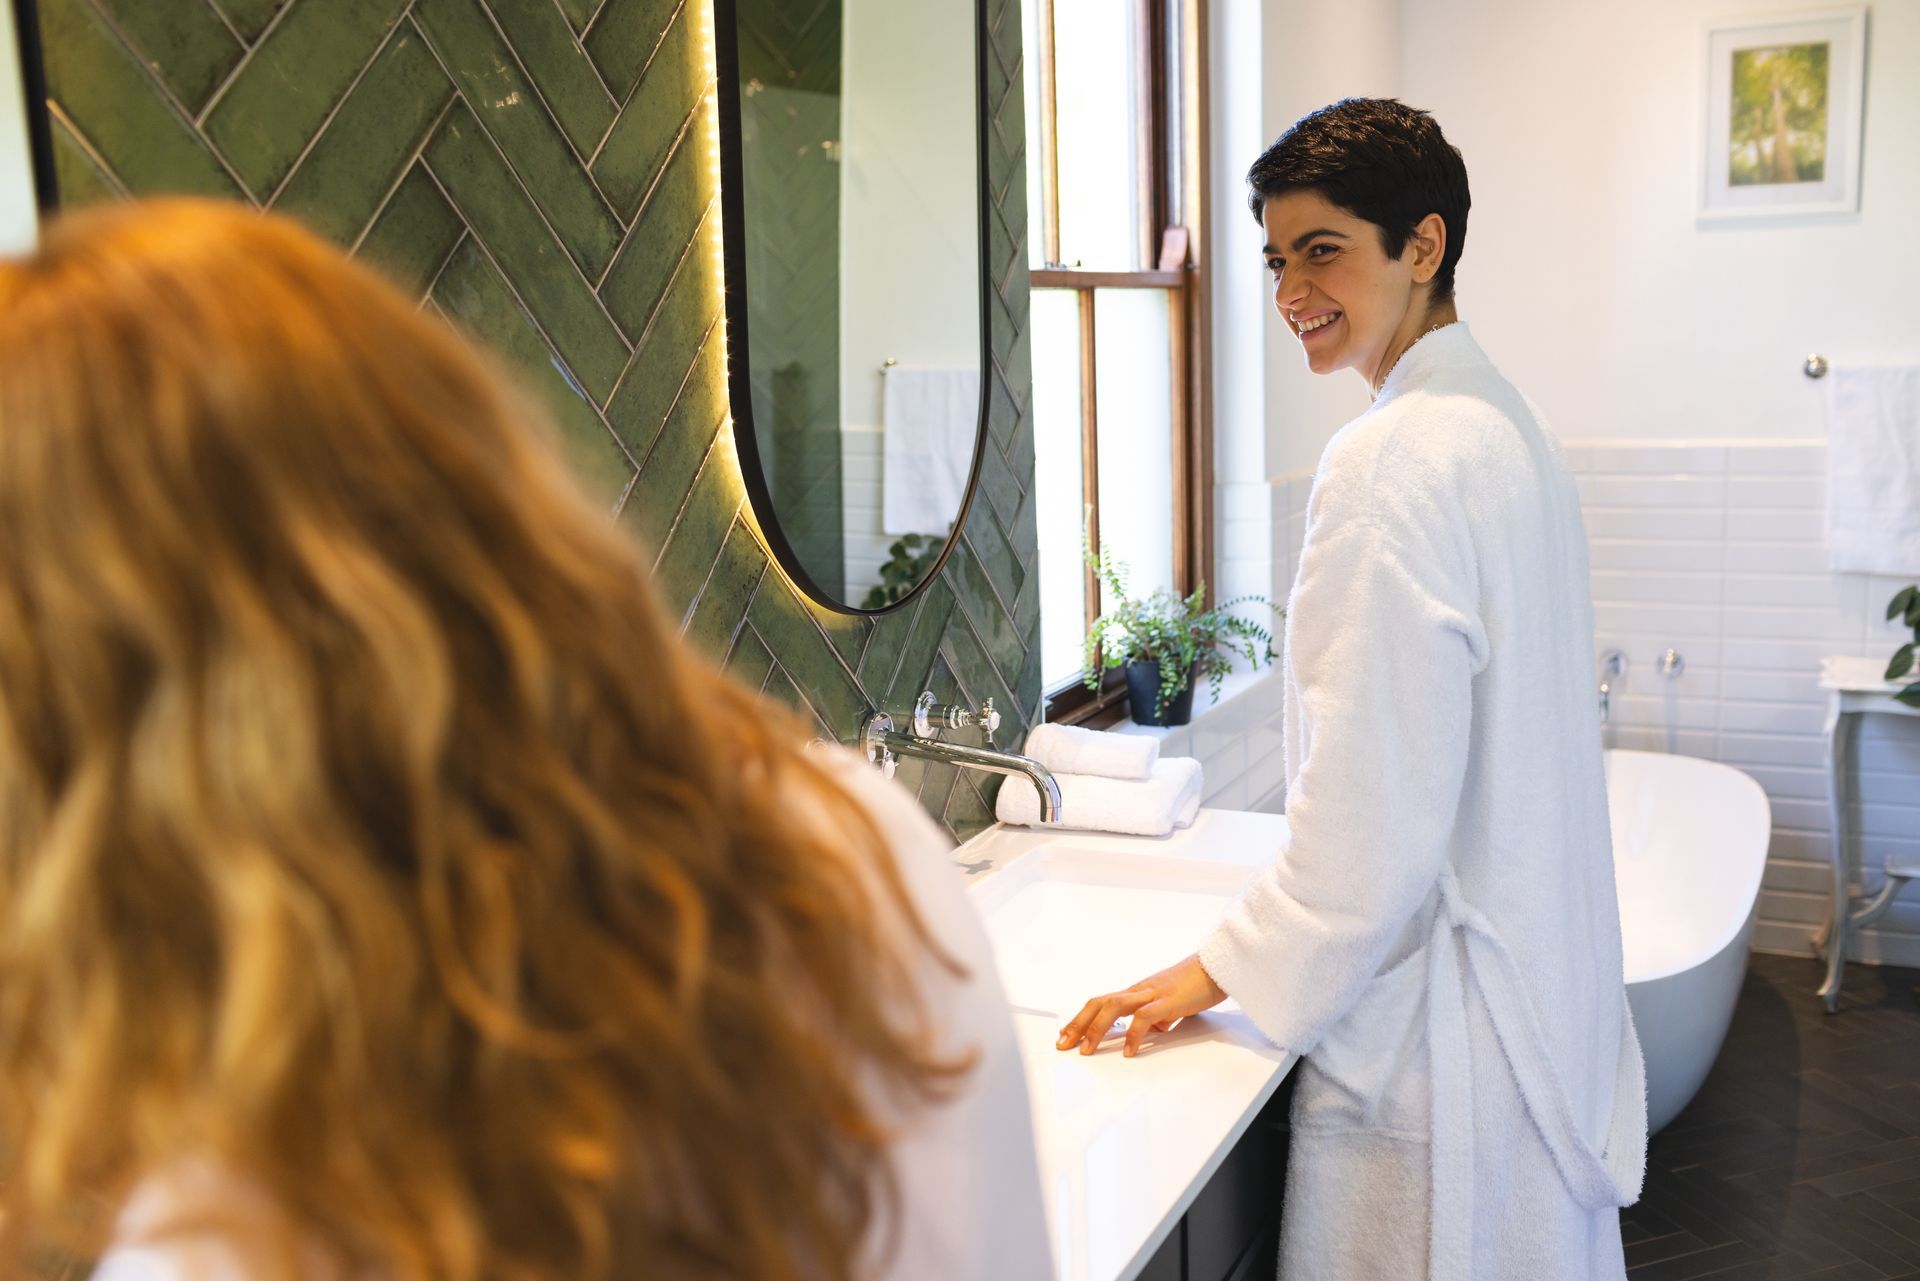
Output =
[{"x1": 1261, "y1": 189, "x2": 1421, "y2": 384}]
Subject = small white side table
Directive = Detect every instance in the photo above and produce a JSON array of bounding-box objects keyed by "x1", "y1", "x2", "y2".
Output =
[{"x1": 1817, "y1": 654, "x2": 1920, "y2": 1012}]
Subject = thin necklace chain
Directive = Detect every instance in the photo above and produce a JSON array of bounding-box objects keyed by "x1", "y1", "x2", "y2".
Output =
[{"x1": 1375, "y1": 321, "x2": 1449, "y2": 397}]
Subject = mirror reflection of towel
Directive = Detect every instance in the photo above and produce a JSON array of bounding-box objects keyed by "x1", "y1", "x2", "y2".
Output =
[
  {"x1": 1827, "y1": 364, "x2": 1920, "y2": 574},
  {"x1": 883, "y1": 367, "x2": 979, "y2": 536}
]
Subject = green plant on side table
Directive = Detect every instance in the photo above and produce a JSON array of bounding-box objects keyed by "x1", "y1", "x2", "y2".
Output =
[
  {"x1": 1081, "y1": 536, "x2": 1282, "y2": 727},
  {"x1": 1886, "y1": 584, "x2": 1920, "y2": 709}
]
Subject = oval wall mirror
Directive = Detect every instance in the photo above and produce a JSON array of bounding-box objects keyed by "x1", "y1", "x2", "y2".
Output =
[{"x1": 714, "y1": 0, "x2": 988, "y2": 615}]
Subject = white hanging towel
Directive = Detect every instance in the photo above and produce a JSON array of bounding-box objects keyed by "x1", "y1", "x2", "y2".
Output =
[
  {"x1": 882, "y1": 367, "x2": 979, "y2": 536},
  {"x1": 1827, "y1": 364, "x2": 1920, "y2": 574},
  {"x1": 993, "y1": 756, "x2": 1203, "y2": 836},
  {"x1": 1022, "y1": 722, "x2": 1159, "y2": 781}
]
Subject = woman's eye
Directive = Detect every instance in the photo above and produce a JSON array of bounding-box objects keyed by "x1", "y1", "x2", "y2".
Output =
[{"x1": 1308, "y1": 244, "x2": 1336, "y2": 258}]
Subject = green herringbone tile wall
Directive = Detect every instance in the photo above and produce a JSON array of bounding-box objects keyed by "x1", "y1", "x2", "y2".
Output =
[{"x1": 32, "y1": 0, "x2": 1038, "y2": 841}]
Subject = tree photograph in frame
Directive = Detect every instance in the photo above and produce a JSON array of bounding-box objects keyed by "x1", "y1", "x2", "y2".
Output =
[{"x1": 1700, "y1": 6, "x2": 1867, "y2": 222}]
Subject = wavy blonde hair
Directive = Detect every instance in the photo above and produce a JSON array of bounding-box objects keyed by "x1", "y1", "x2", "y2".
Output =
[{"x1": 0, "y1": 199, "x2": 962, "y2": 1280}]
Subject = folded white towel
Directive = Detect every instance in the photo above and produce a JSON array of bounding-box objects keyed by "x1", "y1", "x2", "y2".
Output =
[
  {"x1": 994, "y1": 757, "x2": 1204, "y2": 837},
  {"x1": 1022, "y1": 723, "x2": 1159, "y2": 781},
  {"x1": 1827, "y1": 364, "x2": 1920, "y2": 574},
  {"x1": 883, "y1": 367, "x2": 979, "y2": 536}
]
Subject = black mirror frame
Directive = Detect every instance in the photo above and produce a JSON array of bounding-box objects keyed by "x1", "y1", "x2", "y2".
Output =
[
  {"x1": 11, "y1": 0, "x2": 59, "y2": 217},
  {"x1": 711, "y1": 0, "x2": 993, "y2": 617}
]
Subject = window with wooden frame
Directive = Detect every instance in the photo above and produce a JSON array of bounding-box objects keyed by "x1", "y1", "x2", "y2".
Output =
[{"x1": 1023, "y1": 0, "x2": 1213, "y2": 725}]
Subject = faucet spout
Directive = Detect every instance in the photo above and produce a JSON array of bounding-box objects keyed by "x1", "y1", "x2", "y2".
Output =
[{"x1": 861, "y1": 711, "x2": 1062, "y2": 823}]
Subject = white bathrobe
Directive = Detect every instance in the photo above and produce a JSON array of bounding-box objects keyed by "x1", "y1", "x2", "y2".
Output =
[{"x1": 1197, "y1": 324, "x2": 1645, "y2": 1281}]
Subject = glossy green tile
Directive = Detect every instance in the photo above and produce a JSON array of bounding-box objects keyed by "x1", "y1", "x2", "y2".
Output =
[
  {"x1": 961, "y1": 501, "x2": 1024, "y2": 609},
  {"x1": 884, "y1": 584, "x2": 954, "y2": 709},
  {"x1": 94, "y1": 0, "x2": 242, "y2": 115},
  {"x1": 590, "y1": 9, "x2": 702, "y2": 218},
  {"x1": 208, "y1": 0, "x2": 285, "y2": 42},
  {"x1": 429, "y1": 237, "x2": 635, "y2": 510},
  {"x1": 974, "y1": 440, "x2": 1022, "y2": 547},
  {"x1": 202, "y1": 0, "x2": 407, "y2": 199},
  {"x1": 945, "y1": 773, "x2": 995, "y2": 841},
  {"x1": 482, "y1": 0, "x2": 617, "y2": 157},
  {"x1": 48, "y1": 111, "x2": 122, "y2": 207},
  {"x1": 748, "y1": 579, "x2": 868, "y2": 733},
  {"x1": 413, "y1": 0, "x2": 622, "y2": 279},
  {"x1": 581, "y1": 0, "x2": 678, "y2": 103},
  {"x1": 354, "y1": 163, "x2": 463, "y2": 297},
  {"x1": 598, "y1": 100, "x2": 712, "y2": 339},
  {"x1": 724, "y1": 625, "x2": 775, "y2": 691},
  {"x1": 917, "y1": 758, "x2": 958, "y2": 817},
  {"x1": 273, "y1": 25, "x2": 451, "y2": 246},
  {"x1": 939, "y1": 622, "x2": 1018, "y2": 739},
  {"x1": 683, "y1": 519, "x2": 767, "y2": 660},
  {"x1": 858, "y1": 594, "x2": 920, "y2": 688},
  {"x1": 424, "y1": 102, "x2": 630, "y2": 402},
  {"x1": 809, "y1": 596, "x2": 867, "y2": 669},
  {"x1": 604, "y1": 210, "x2": 722, "y2": 450},
  {"x1": 553, "y1": 0, "x2": 599, "y2": 33},
  {"x1": 620, "y1": 332, "x2": 726, "y2": 551},
  {"x1": 652, "y1": 433, "x2": 741, "y2": 620},
  {"x1": 38, "y1": 0, "x2": 242, "y2": 199},
  {"x1": 945, "y1": 538, "x2": 1021, "y2": 662}
]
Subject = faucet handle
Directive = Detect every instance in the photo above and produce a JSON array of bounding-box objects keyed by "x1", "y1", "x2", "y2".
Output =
[{"x1": 910, "y1": 691, "x2": 1001, "y2": 743}]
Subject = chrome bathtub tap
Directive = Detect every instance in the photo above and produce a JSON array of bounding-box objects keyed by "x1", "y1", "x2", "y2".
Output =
[
  {"x1": 1598, "y1": 649, "x2": 1628, "y2": 727},
  {"x1": 862, "y1": 692, "x2": 1062, "y2": 823}
]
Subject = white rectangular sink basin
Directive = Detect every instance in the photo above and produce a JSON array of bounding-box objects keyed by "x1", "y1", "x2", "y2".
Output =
[
  {"x1": 971, "y1": 845, "x2": 1255, "y2": 1021},
  {"x1": 959, "y1": 810, "x2": 1296, "y2": 1281}
]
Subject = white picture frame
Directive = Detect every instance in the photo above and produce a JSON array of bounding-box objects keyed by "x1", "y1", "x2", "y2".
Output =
[{"x1": 1698, "y1": 6, "x2": 1867, "y2": 223}]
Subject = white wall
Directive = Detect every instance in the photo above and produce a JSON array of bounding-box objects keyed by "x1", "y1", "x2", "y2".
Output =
[
  {"x1": 839, "y1": 0, "x2": 979, "y2": 433},
  {"x1": 1258, "y1": 0, "x2": 1400, "y2": 478},
  {"x1": 1399, "y1": 0, "x2": 1920, "y2": 446},
  {"x1": 1, "y1": 1, "x2": 40, "y2": 257}
]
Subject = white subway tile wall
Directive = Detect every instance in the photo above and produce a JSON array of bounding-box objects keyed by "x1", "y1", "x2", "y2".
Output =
[{"x1": 1265, "y1": 443, "x2": 1920, "y2": 965}]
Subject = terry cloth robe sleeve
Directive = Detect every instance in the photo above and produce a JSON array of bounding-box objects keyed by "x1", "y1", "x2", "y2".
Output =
[{"x1": 1198, "y1": 443, "x2": 1488, "y2": 1055}]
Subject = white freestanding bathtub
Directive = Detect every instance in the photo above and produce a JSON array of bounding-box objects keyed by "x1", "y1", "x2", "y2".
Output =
[{"x1": 1608, "y1": 749, "x2": 1772, "y2": 1135}]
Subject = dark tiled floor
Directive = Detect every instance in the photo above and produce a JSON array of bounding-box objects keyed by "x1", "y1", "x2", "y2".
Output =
[{"x1": 1625, "y1": 952, "x2": 1920, "y2": 1279}]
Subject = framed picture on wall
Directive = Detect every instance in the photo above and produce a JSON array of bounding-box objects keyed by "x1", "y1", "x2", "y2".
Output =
[{"x1": 1699, "y1": 5, "x2": 1867, "y2": 223}]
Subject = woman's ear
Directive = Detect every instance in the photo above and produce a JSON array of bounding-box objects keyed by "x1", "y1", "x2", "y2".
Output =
[{"x1": 1408, "y1": 212, "x2": 1448, "y2": 285}]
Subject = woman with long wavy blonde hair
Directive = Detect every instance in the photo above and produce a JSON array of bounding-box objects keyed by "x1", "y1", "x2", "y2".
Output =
[{"x1": 0, "y1": 199, "x2": 1050, "y2": 1281}]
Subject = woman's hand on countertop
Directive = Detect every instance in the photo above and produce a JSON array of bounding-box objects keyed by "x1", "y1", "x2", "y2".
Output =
[{"x1": 1056, "y1": 954, "x2": 1228, "y2": 1058}]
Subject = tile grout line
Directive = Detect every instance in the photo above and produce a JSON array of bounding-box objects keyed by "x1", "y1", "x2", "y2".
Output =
[
  {"x1": 413, "y1": 161, "x2": 638, "y2": 474},
  {"x1": 409, "y1": 18, "x2": 635, "y2": 350},
  {"x1": 41, "y1": 101, "x2": 130, "y2": 198},
  {"x1": 347, "y1": 88, "x2": 457, "y2": 256},
  {"x1": 469, "y1": 0, "x2": 628, "y2": 220},
  {"x1": 591, "y1": 84, "x2": 712, "y2": 290},
  {"x1": 201, "y1": 0, "x2": 248, "y2": 50},
  {"x1": 597, "y1": 194, "x2": 720, "y2": 408},
  {"x1": 195, "y1": 0, "x2": 303, "y2": 127},
  {"x1": 77, "y1": 0, "x2": 257, "y2": 198},
  {"x1": 262, "y1": 14, "x2": 411, "y2": 208}
]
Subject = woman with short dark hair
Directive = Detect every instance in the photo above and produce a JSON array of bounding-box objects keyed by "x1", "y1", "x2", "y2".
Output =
[{"x1": 1058, "y1": 99, "x2": 1645, "y2": 1279}]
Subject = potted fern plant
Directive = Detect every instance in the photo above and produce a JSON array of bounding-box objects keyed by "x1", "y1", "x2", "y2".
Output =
[
  {"x1": 1886, "y1": 584, "x2": 1920, "y2": 709},
  {"x1": 1081, "y1": 536, "x2": 1281, "y2": 726}
]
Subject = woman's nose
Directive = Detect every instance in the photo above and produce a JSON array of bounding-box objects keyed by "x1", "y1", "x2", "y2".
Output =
[{"x1": 1274, "y1": 274, "x2": 1308, "y2": 314}]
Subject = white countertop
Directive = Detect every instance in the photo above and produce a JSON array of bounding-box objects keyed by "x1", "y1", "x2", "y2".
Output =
[{"x1": 959, "y1": 810, "x2": 1298, "y2": 1281}]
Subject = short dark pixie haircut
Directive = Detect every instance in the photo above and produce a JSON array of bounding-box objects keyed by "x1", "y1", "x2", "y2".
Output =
[{"x1": 1247, "y1": 98, "x2": 1471, "y2": 301}]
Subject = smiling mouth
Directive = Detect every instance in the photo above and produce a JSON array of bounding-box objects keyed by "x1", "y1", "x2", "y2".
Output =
[{"x1": 1296, "y1": 311, "x2": 1342, "y2": 338}]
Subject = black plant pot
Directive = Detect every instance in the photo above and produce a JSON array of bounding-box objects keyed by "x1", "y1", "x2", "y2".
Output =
[{"x1": 1125, "y1": 660, "x2": 1197, "y2": 727}]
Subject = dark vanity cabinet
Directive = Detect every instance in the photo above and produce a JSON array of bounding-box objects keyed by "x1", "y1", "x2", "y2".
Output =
[{"x1": 1134, "y1": 1072, "x2": 1294, "y2": 1281}]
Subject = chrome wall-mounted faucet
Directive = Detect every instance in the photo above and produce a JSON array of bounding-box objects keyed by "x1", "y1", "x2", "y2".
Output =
[
  {"x1": 863, "y1": 692, "x2": 1062, "y2": 823},
  {"x1": 1598, "y1": 649, "x2": 1628, "y2": 727}
]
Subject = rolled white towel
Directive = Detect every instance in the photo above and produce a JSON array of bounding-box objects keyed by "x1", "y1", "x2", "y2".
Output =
[
  {"x1": 995, "y1": 757, "x2": 1204, "y2": 837},
  {"x1": 1023, "y1": 722, "x2": 1159, "y2": 781}
]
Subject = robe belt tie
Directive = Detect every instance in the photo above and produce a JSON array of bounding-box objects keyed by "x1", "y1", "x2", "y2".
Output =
[{"x1": 1425, "y1": 869, "x2": 1649, "y2": 1281}]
